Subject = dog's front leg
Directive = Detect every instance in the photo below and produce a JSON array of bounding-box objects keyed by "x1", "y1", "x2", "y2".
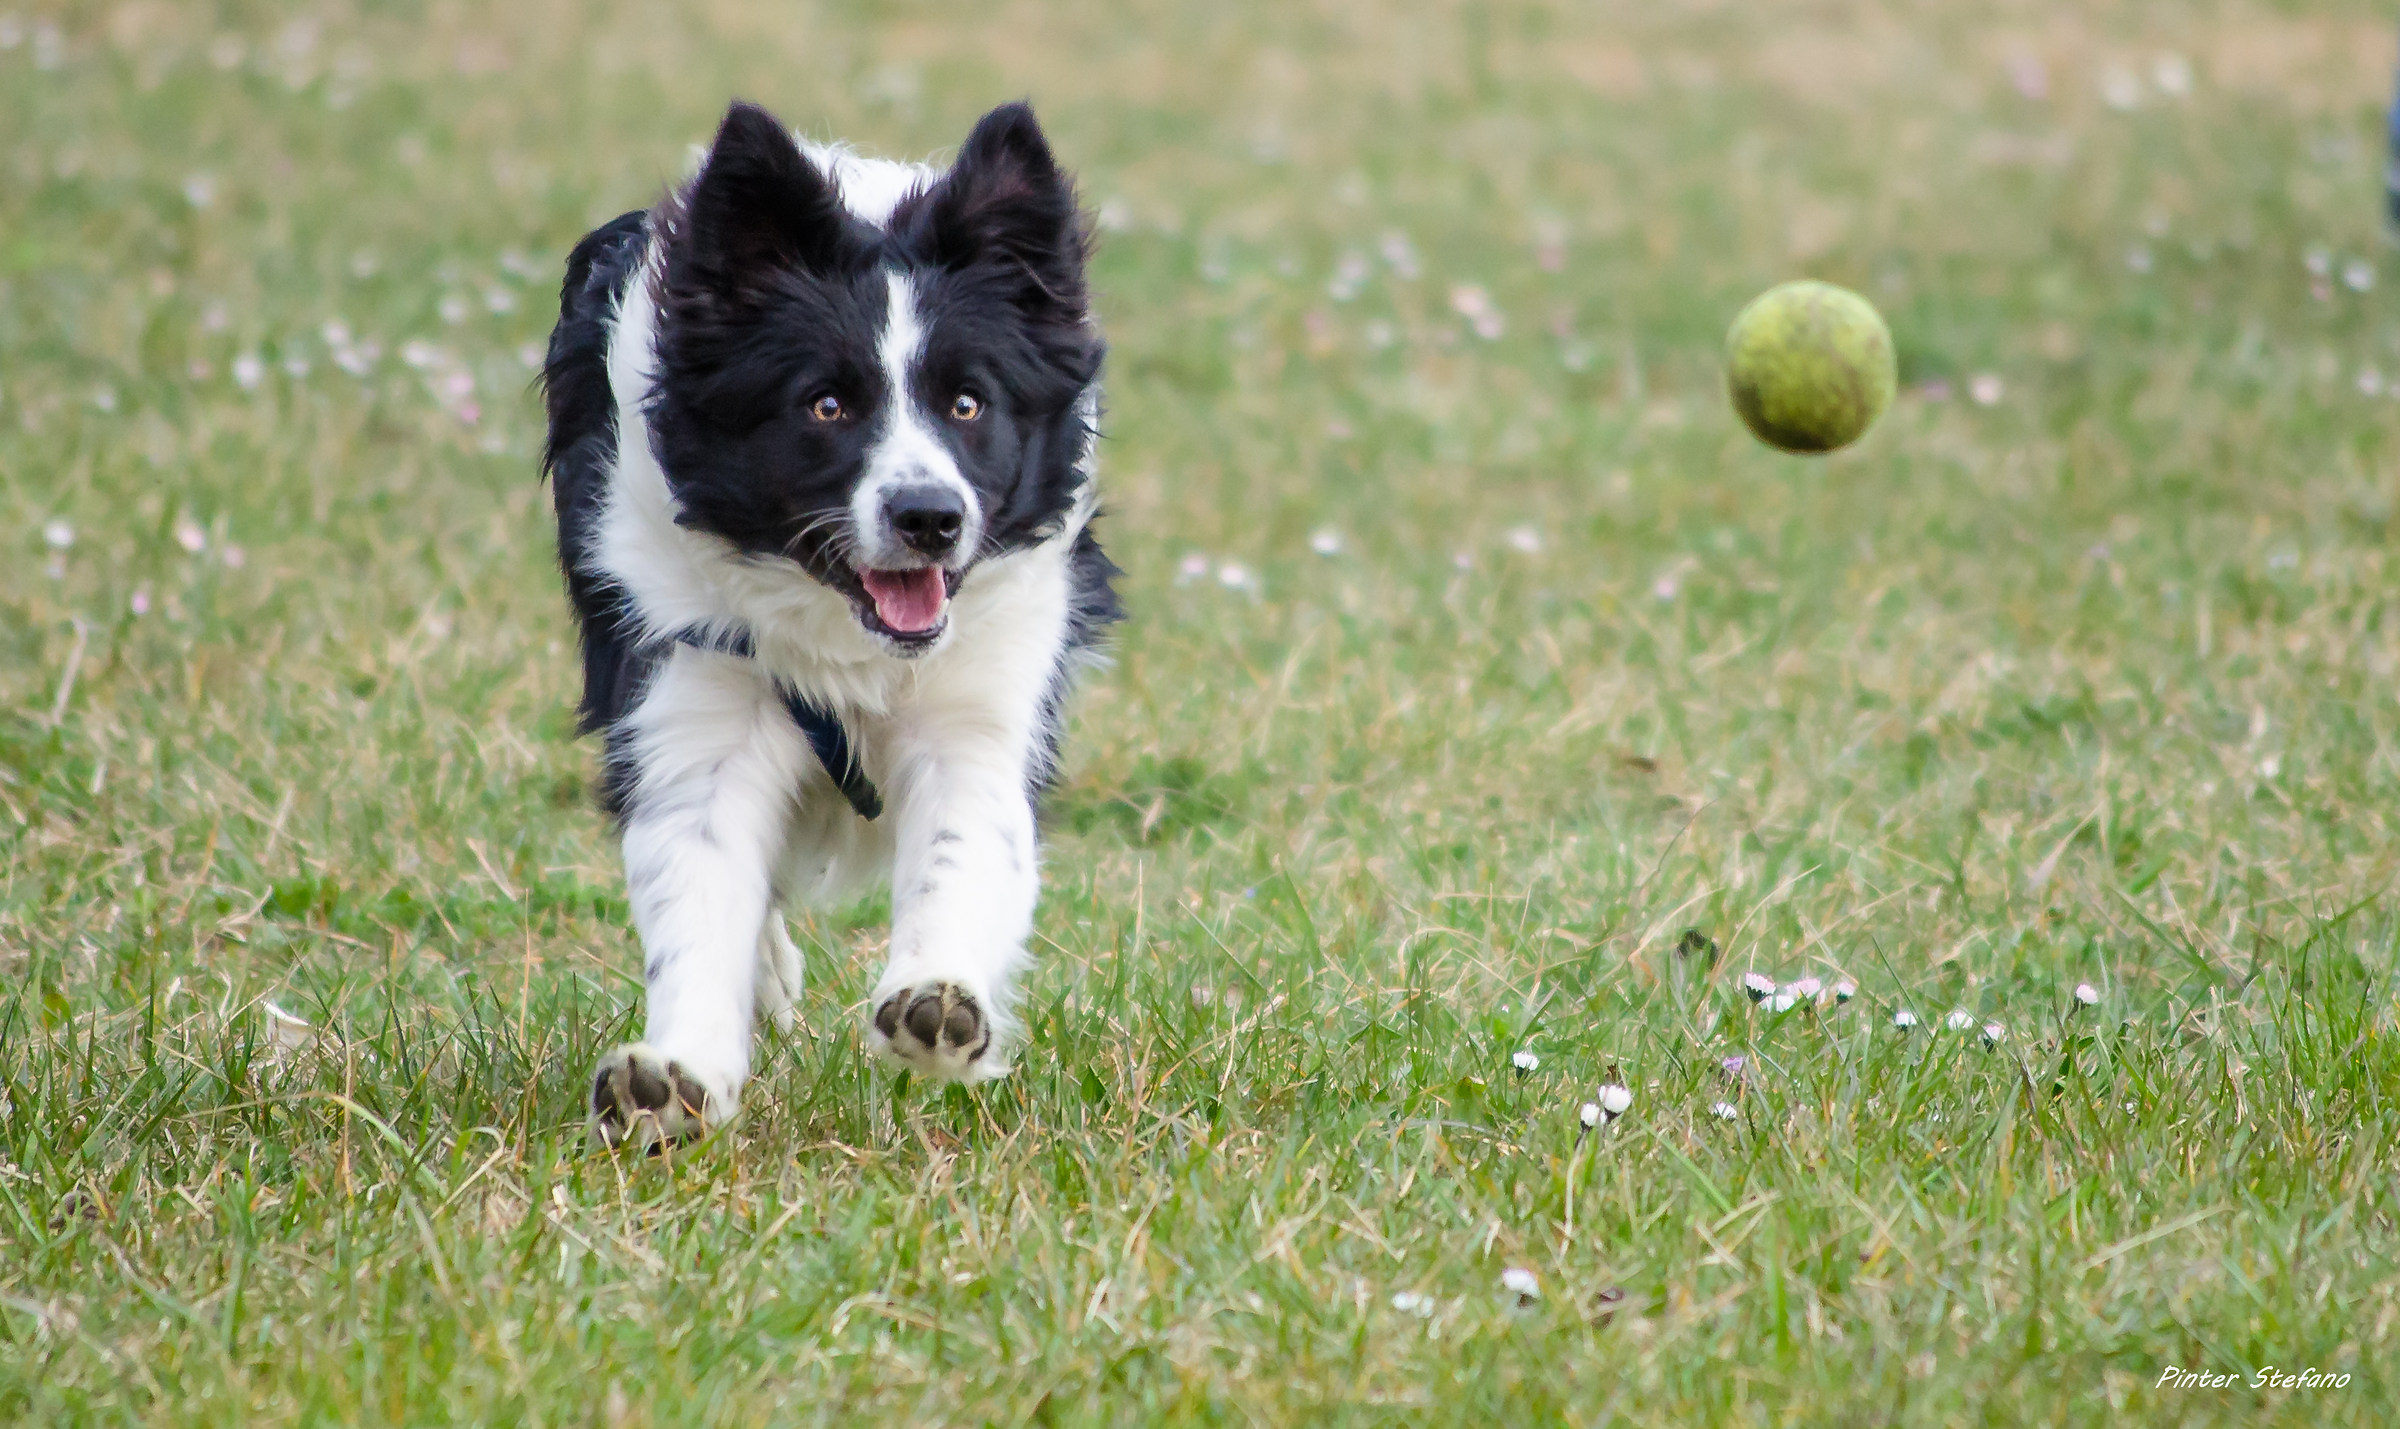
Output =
[
  {"x1": 588, "y1": 653, "x2": 800, "y2": 1149},
  {"x1": 866, "y1": 730, "x2": 1039, "y2": 1082}
]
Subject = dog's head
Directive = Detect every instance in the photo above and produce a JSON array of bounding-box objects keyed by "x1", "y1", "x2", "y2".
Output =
[{"x1": 646, "y1": 100, "x2": 1101, "y2": 653}]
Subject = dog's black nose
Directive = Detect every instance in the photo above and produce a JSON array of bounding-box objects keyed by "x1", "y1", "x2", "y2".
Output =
[{"x1": 884, "y1": 485, "x2": 966, "y2": 557}]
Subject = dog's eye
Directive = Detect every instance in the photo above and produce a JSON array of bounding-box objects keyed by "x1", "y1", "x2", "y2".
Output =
[
  {"x1": 808, "y1": 394, "x2": 844, "y2": 422},
  {"x1": 949, "y1": 393, "x2": 982, "y2": 422}
]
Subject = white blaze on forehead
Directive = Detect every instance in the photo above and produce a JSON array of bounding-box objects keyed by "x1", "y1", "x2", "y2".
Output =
[
  {"x1": 850, "y1": 271, "x2": 979, "y2": 568},
  {"x1": 879, "y1": 270, "x2": 928, "y2": 403}
]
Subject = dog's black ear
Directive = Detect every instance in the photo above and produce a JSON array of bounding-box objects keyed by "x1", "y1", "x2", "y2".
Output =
[
  {"x1": 676, "y1": 101, "x2": 846, "y2": 293},
  {"x1": 918, "y1": 102, "x2": 1090, "y2": 323}
]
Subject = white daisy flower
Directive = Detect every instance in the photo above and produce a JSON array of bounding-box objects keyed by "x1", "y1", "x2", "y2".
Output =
[
  {"x1": 1579, "y1": 1102, "x2": 1601, "y2": 1129},
  {"x1": 1981, "y1": 1022, "x2": 2006, "y2": 1047},
  {"x1": 1709, "y1": 1101, "x2": 1739, "y2": 1121},
  {"x1": 42, "y1": 519, "x2": 74, "y2": 550},
  {"x1": 260, "y1": 1000, "x2": 314, "y2": 1053},
  {"x1": 1596, "y1": 1083, "x2": 1633, "y2": 1120},
  {"x1": 1741, "y1": 972, "x2": 1776, "y2": 1003},
  {"x1": 1499, "y1": 1267, "x2": 1540, "y2": 1306},
  {"x1": 1391, "y1": 1289, "x2": 1436, "y2": 1317},
  {"x1": 1768, "y1": 991, "x2": 1799, "y2": 1014},
  {"x1": 2074, "y1": 982, "x2": 2101, "y2": 1007},
  {"x1": 1830, "y1": 980, "x2": 1857, "y2": 1003},
  {"x1": 1327, "y1": 253, "x2": 1370, "y2": 302},
  {"x1": 2151, "y1": 53, "x2": 2192, "y2": 97},
  {"x1": 1308, "y1": 528, "x2": 1343, "y2": 557},
  {"x1": 1511, "y1": 1049, "x2": 1540, "y2": 1075},
  {"x1": 1892, "y1": 1009, "x2": 1918, "y2": 1030},
  {"x1": 1945, "y1": 1009, "x2": 1977, "y2": 1033},
  {"x1": 1787, "y1": 976, "x2": 1823, "y2": 1000}
]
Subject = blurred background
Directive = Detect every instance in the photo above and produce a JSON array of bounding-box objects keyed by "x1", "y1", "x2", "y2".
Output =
[{"x1": 5, "y1": 2, "x2": 2394, "y2": 936}]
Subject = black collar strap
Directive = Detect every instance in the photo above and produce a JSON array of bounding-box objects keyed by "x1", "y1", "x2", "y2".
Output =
[{"x1": 668, "y1": 626, "x2": 882, "y2": 821}]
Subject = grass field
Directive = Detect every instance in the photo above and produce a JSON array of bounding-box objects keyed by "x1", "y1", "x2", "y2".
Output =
[{"x1": 6, "y1": 0, "x2": 2400, "y2": 1422}]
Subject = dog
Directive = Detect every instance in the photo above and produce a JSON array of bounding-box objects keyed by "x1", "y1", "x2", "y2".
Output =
[{"x1": 540, "y1": 99, "x2": 1117, "y2": 1149}]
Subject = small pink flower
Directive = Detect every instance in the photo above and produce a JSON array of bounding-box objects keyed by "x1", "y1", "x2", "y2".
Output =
[{"x1": 2005, "y1": 54, "x2": 2048, "y2": 101}]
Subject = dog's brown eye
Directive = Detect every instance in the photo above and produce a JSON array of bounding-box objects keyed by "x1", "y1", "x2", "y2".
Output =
[
  {"x1": 809, "y1": 394, "x2": 844, "y2": 422},
  {"x1": 950, "y1": 393, "x2": 982, "y2": 421}
]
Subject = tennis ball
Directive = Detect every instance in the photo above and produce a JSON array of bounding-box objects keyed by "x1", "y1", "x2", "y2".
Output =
[{"x1": 1724, "y1": 280, "x2": 1896, "y2": 454}]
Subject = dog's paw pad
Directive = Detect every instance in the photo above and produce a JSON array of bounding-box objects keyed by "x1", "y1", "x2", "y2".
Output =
[
  {"x1": 588, "y1": 1043, "x2": 712, "y2": 1152},
  {"x1": 870, "y1": 983, "x2": 994, "y2": 1080}
]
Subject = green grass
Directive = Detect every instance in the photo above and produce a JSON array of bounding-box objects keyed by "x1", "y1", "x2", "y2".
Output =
[{"x1": 6, "y1": 0, "x2": 2400, "y2": 1422}]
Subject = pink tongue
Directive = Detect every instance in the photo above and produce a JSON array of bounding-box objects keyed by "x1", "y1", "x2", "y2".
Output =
[{"x1": 860, "y1": 567, "x2": 947, "y2": 633}]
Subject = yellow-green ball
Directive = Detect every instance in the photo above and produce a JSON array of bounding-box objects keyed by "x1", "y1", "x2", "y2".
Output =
[{"x1": 1724, "y1": 280, "x2": 1897, "y2": 454}]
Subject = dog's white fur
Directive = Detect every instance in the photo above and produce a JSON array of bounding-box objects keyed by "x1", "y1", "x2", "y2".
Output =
[{"x1": 584, "y1": 145, "x2": 1098, "y2": 1131}]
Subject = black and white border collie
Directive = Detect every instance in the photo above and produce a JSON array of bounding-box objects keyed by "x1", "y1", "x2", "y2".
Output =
[{"x1": 541, "y1": 100, "x2": 1117, "y2": 1149}]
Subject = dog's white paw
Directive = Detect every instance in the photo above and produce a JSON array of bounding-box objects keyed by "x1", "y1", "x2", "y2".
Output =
[
  {"x1": 868, "y1": 981, "x2": 1005, "y2": 1082},
  {"x1": 588, "y1": 1043, "x2": 724, "y2": 1152}
]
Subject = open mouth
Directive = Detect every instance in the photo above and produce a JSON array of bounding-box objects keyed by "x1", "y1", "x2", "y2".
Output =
[{"x1": 854, "y1": 566, "x2": 962, "y2": 644}]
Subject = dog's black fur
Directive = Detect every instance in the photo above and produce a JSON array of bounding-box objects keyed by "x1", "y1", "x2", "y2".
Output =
[{"x1": 541, "y1": 102, "x2": 1119, "y2": 816}]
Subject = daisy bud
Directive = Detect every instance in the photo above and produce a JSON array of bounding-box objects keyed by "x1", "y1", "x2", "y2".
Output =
[
  {"x1": 1981, "y1": 1022, "x2": 2006, "y2": 1047},
  {"x1": 1500, "y1": 1267, "x2": 1540, "y2": 1307},
  {"x1": 1892, "y1": 1009, "x2": 1918, "y2": 1030},
  {"x1": 1709, "y1": 1101, "x2": 1739, "y2": 1121},
  {"x1": 1511, "y1": 1048, "x2": 1540, "y2": 1075},
  {"x1": 1597, "y1": 1083, "x2": 1633, "y2": 1119},
  {"x1": 1741, "y1": 972, "x2": 1776, "y2": 1002},
  {"x1": 2073, "y1": 982, "x2": 2101, "y2": 1007},
  {"x1": 1945, "y1": 1009, "x2": 1977, "y2": 1033},
  {"x1": 1831, "y1": 980, "x2": 1857, "y2": 1003}
]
